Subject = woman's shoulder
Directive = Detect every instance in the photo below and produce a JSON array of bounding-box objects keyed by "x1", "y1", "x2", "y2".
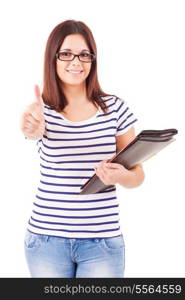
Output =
[
  {"x1": 41, "y1": 103, "x2": 59, "y2": 120},
  {"x1": 43, "y1": 103, "x2": 58, "y2": 114},
  {"x1": 100, "y1": 94, "x2": 126, "y2": 108}
]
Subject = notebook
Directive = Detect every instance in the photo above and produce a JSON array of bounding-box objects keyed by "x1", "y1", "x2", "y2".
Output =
[{"x1": 79, "y1": 128, "x2": 178, "y2": 195}]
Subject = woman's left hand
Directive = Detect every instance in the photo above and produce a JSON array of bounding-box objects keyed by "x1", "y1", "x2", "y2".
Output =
[{"x1": 94, "y1": 159, "x2": 131, "y2": 186}]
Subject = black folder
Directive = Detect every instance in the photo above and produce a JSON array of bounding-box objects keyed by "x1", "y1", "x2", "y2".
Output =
[{"x1": 79, "y1": 128, "x2": 178, "y2": 195}]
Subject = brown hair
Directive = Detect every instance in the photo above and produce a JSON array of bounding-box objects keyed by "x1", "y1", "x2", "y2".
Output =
[{"x1": 42, "y1": 19, "x2": 113, "y2": 114}]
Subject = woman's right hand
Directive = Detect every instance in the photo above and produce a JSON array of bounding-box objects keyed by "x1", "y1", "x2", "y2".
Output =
[{"x1": 20, "y1": 85, "x2": 45, "y2": 139}]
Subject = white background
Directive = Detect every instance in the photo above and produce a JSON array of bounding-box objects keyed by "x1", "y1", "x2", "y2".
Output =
[{"x1": 0, "y1": 0, "x2": 184, "y2": 277}]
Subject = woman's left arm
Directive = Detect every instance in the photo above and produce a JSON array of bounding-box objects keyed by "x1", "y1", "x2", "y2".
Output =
[
  {"x1": 115, "y1": 126, "x2": 145, "y2": 188},
  {"x1": 95, "y1": 126, "x2": 145, "y2": 188},
  {"x1": 116, "y1": 163, "x2": 145, "y2": 188}
]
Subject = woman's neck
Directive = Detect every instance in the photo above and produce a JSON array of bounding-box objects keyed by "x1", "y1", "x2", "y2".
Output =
[{"x1": 62, "y1": 83, "x2": 90, "y2": 107}]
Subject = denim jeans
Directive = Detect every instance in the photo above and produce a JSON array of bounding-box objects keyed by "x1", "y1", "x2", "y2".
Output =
[{"x1": 24, "y1": 229, "x2": 125, "y2": 278}]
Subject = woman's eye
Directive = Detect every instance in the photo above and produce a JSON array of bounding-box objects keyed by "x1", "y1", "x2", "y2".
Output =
[
  {"x1": 62, "y1": 52, "x2": 72, "y2": 56},
  {"x1": 80, "y1": 53, "x2": 90, "y2": 57}
]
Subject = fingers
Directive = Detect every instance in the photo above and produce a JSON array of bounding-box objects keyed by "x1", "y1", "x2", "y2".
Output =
[
  {"x1": 101, "y1": 160, "x2": 122, "y2": 169},
  {"x1": 94, "y1": 161, "x2": 108, "y2": 178},
  {"x1": 21, "y1": 112, "x2": 38, "y2": 129},
  {"x1": 23, "y1": 112, "x2": 40, "y2": 125},
  {"x1": 95, "y1": 167, "x2": 107, "y2": 183},
  {"x1": 94, "y1": 160, "x2": 120, "y2": 178},
  {"x1": 21, "y1": 110, "x2": 45, "y2": 138},
  {"x1": 20, "y1": 84, "x2": 45, "y2": 139},
  {"x1": 25, "y1": 104, "x2": 44, "y2": 122},
  {"x1": 95, "y1": 160, "x2": 110, "y2": 171}
]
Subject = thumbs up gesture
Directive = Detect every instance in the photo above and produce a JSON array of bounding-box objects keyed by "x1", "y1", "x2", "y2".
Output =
[{"x1": 20, "y1": 85, "x2": 45, "y2": 139}]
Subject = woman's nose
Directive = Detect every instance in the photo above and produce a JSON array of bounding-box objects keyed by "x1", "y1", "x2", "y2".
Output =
[{"x1": 72, "y1": 55, "x2": 81, "y2": 64}]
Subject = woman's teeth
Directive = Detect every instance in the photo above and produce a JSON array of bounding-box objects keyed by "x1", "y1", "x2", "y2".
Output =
[{"x1": 67, "y1": 70, "x2": 83, "y2": 74}]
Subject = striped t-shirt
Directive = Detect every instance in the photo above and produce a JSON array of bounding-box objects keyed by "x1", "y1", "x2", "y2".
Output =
[{"x1": 27, "y1": 95, "x2": 138, "y2": 238}]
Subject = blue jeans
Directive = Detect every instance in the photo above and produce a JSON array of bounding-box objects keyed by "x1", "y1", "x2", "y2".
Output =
[{"x1": 24, "y1": 230, "x2": 125, "y2": 278}]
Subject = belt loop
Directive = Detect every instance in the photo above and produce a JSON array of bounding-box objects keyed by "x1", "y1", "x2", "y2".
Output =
[{"x1": 45, "y1": 235, "x2": 50, "y2": 242}]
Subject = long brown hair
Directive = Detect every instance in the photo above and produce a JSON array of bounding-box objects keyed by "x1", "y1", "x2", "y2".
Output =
[{"x1": 42, "y1": 19, "x2": 113, "y2": 114}]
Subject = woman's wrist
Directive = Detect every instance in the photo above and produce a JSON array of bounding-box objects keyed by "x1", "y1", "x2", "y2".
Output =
[
  {"x1": 117, "y1": 164, "x2": 145, "y2": 188},
  {"x1": 24, "y1": 134, "x2": 40, "y2": 140}
]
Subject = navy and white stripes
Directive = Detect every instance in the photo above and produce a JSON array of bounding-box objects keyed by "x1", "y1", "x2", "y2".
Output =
[{"x1": 27, "y1": 95, "x2": 138, "y2": 238}]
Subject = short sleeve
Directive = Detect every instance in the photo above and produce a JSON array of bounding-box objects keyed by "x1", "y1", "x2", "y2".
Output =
[{"x1": 115, "y1": 97, "x2": 138, "y2": 136}]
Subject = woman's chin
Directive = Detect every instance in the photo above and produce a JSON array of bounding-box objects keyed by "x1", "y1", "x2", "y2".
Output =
[{"x1": 62, "y1": 79, "x2": 86, "y2": 87}]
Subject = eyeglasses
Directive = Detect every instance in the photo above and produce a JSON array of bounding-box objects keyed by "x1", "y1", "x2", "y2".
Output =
[{"x1": 56, "y1": 51, "x2": 96, "y2": 63}]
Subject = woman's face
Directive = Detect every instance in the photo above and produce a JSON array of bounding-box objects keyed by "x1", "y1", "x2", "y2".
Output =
[{"x1": 56, "y1": 34, "x2": 92, "y2": 87}]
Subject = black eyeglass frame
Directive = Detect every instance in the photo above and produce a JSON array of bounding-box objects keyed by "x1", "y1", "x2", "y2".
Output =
[{"x1": 55, "y1": 51, "x2": 96, "y2": 63}]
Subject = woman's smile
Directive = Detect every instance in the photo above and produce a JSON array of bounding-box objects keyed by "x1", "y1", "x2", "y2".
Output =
[{"x1": 66, "y1": 69, "x2": 83, "y2": 75}]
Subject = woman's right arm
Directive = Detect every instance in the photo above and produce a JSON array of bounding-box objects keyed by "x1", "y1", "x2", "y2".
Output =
[{"x1": 20, "y1": 85, "x2": 45, "y2": 140}]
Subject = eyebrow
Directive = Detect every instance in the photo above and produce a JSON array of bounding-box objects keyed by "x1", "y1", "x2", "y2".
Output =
[{"x1": 60, "y1": 48, "x2": 90, "y2": 52}]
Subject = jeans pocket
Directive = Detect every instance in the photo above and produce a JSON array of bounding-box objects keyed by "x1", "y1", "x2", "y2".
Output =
[
  {"x1": 100, "y1": 234, "x2": 125, "y2": 253},
  {"x1": 24, "y1": 230, "x2": 41, "y2": 251}
]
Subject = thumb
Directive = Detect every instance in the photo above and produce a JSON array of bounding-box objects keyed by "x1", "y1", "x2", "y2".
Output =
[
  {"x1": 34, "y1": 84, "x2": 44, "y2": 108},
  {"x1": 105, "y1": 162, "x2": 122, "y2": 169}
]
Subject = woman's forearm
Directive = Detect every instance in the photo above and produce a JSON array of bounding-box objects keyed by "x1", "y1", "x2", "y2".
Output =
[{"x1": 117, "y1": 164, "x2": 145, "y2": 188}]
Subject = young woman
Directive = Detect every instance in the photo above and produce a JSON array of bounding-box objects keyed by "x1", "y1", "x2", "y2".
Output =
[{"x1": 20, "y1": 19, "x2": 145, "y2": 278}]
